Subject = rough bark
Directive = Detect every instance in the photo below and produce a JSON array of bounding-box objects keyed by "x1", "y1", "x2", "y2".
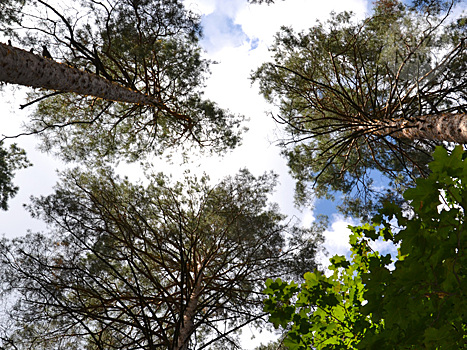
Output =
[
  {"x1": 0, "y1": 42, "x2": 163, "y2": 107},
  {"x1": 366, "y1": 113, "x2": 467, "y2": 144}
]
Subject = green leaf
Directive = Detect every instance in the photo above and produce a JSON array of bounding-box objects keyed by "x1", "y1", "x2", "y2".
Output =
[{"x1": 329, "y1": 255, "x2": 351, "y2": 269}]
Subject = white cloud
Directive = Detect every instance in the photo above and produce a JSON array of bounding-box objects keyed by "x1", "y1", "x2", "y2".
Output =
[
  {"x1": 369, "y1": 237, "x2": 398, "y2": 259},
  {"x1": 314, "y1": 215, "x2": 399, "y2": 274},
  {"x1": 315, "y1": 214, "x2": 359, "y2": 272},
  {"x1": 200, "y1": 12, "x2": 248, "y2": 51},
  {"x1": 185, "y1": 0, "x2": 250, "y2": 52},
  {"x1": 191, "y1": 0, "x2": 370, "y2": 53},
  {"x1": 238, "y1": 0, "x2": 369, "y2": 46},
  {"x1": 185, "y1": 0, "x2": 247, "y2": 17},
  {"x1": 189, "y1": 0, "x2": 374, "y2": 243},
  {"x1": 300, "y1": 207, "x2": 316, "y2": 227}
]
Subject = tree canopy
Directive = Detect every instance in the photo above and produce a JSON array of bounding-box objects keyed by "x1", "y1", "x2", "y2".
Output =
[
  {"x1": 262, "y1": 145, "x2": 466, "y2": 349},
  {"x1": 0, "y1": 168, "x2": 323, "y2": 349},
  {"x1": 1, "y1": 0, "x2": 244, "y2": 162},
  {"x1": 2, "y1": 0, "x2": 466, "y2": 348},
  {"x1": 252, "y1": 0, "x2": 467, "y2": 219}
]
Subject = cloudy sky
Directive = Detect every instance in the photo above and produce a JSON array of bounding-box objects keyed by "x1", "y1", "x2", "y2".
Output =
[
  {"x1": 1, "y1": 0, "x2": 371, "y2": 246},
  {"x1": 183, "y1": 0, "x2": 373, "y2": 263},
  {"x1": 0, "y1": 0, "x2": 407, "y2": 347},
  {"x1": 0, "y1": 0, "x2": 386, "y2": 261}
]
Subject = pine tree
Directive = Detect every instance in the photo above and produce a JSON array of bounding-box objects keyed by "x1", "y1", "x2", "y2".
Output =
[
  {"x1": 252, "y1": 0, "x2": 467, "y2": 218},
  {"x1": 0, "y1": 0, "x2": 244, "y2": 162},
  {"x1": 0, "y1": 43, "x2": 169, "y2": 107},
  {"x1": 0, "y1": 169, "x2": 323, "y2": 349}
]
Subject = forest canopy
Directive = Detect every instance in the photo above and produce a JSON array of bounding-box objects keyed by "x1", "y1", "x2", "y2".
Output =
[
  {"x1": 0, "y1": 0, "x2": 466, "y2": 349},
  {"x1": 1, "y1": 0, "x2": 245, "y2": 163},
  {"x1": 252, "y1": 0, "x2": 467, "y2": 219}
]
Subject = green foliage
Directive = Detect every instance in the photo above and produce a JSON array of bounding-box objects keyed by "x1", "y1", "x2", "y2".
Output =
[
  {"x1": 263, "y1": 145, "x2": 466, "y2": 349},
  {"x1": 252, "y1": 0, "x2": 467, "y2": 219},
  {"x1": 263, "y1": 234, "x2": 383, "y2": 349},
  {"x1": 0, "y1": 168, "x2": 323, "y2": 349},
  {"x1": 0, "y1": 0, "x2": 25, "y2": 37},
  {"x1": 9, "y1": 0, "x2": 245, "y2": 163},
  {"x1": 0, "y1": 142, "x2": 31, "y2": 210}
]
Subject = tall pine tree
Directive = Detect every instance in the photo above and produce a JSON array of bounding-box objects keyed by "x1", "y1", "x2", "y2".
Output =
[
  {"x1": 252, "y1": 0, "x2": 467, "y2": 218},
  {"x1": 0, "y1": 168, "x2": 323, "y2": 349},
  {"x1": 0, "y1": 0, "x2": 244, "y2": 162}
]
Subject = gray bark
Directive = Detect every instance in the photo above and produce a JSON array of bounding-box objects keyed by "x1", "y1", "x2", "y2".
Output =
[
  {"x1": 0, "y1": 42, "x2": 162, "y2": 107},
  {"x1": 365, "y1": 113, "x2": 467, "y2": 144}
]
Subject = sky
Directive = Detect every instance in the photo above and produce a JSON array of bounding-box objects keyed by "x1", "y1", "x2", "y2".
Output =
[
  {"x1": 0, "y1": 0, "x2": 397, "y2": 347},
  {"x1": 0, "y1": 0, "x2": 372, "y2": 251},
  {"x1": 182, "y1": 0, "x2": 373, "y2": 265}
]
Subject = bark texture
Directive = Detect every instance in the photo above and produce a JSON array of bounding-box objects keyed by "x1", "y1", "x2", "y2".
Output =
[
  {"x1": 176, "y1": 271, "x2": 203, "y2": 350},
  {"x1": 368, "y1": 113, "x2": 467, "y2": 144},
  {"x1": 0, "y1": 42, "x2": 161, "y2": 107}
]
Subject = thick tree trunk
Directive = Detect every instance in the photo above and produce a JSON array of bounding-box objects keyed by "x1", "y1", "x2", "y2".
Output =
[
  {"x1": 370, "y1": 113, "x2": 467, "y2": 144},
  {"x1": 176, "y1": 271, "x2": 203, "y2": 350},
  {"x1": 0, "y1": 42, "x2": 161, "y2": 107}
]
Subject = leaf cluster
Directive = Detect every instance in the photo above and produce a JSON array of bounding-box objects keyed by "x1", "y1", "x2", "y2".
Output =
[
  {"x1": 263, "y1": 231, "x2": 383, "y2": 350},
  {"x1": 262, "y1": 145, "x2": 466, "y2": 349}
]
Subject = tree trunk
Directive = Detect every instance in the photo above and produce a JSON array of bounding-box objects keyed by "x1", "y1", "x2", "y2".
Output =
[
  {"x1": 369, "y1": 113, "x2": 467, "y2": 144},
  {"x1": 0, "y1": 42, "x2": 161, "y2": 107},
  {"x1": 176, "y1": 271, "x2": 203, "y2": 350}
]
